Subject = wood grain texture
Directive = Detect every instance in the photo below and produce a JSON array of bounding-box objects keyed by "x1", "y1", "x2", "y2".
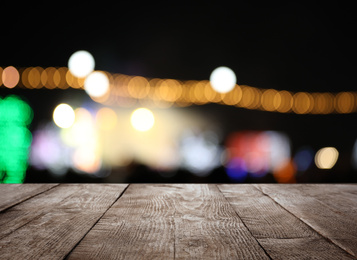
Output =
[
  {"x1": 1, "y1": 184, "x2": 356, "y2": 259},
  {"x1": 0, "y1": 184, "x2": 58, "y2": 212},
  {"x1": 68, "y1": 184, "x2": 176, "y2": 259},
  {"x1": 218, "y1": 184, "x2": 355, "y2": 259},
  {"x1": 68, "y1": 184, "x2": 270, "y2": 260},
  {"x1": 173, "y1": 184, "x2": 269, "y2": 260},
  {"x1": 0, "y1": 184, "x2": 128, "y2": 260},
  {"x1": 256, "y1": 184, "x2": 357, "y2": 258}
]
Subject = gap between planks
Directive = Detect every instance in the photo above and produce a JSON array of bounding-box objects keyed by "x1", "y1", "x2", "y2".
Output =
[
  {"x1": 0, "y1": 183, "x2": 60, "y2": 213},
  {"x1": 216, "y1": 184, "x2": 273, "y2": 260},
  {"x1": 64, "y1": 184, "x2": 131, "y2": 260},
  {"x1": 253, "y1": 184, "x2": 357, "y2": 259}
]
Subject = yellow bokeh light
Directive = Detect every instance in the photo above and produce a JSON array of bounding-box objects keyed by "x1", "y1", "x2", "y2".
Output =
[
  {"x1": 276, "y1": 90, "x2": 293, "y2": 113},
  {"x1": 261, "y1": 89, "x2": 278, "y2": 111},
  {"x1": 128, "y1": 76, "x2": 150, "y2": 99},
  {"x1": 28, "y1": 67, "x2": 42, "y2": 88},
  {"x1": 239, "y1": 86, "x2": 261, "y2": 109},
  {"x1": 335, "y1": 92, "x2": 355, "y2": 113},
  {"x1": 72, "y1": 147, "x2": 101, "y2": 173},
  {"x1": 21, "y1": 67, "x2": 31, "y2": 88},
  {"x1": 53, "y1": 103, "x2": 75, "y2": 128},
  {"x1": 131, "y1": 108, "x2": 155, "y2": 132},
  {"x1": 293, "y1": 92, "x2": 313, "y2": 114},
  {"x1": 315, "y1": 147, "x2": 339, "y2": 169},
  {"x1": 311, "y1": 93, "x2": 335, "y2": 114}
]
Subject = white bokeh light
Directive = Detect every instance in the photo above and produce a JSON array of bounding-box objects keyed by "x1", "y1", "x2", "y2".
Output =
[
  {"x1": 315, "y1": 147, "x2": 339, "y2": 169},
  {"x1": 68, "y1": 50, "x2": 95, "y2": 78},
  {"x1": 209, "y1": 66, "x2": 237, "y2": 93},
  {"x1": 84, "y1": 71, "x2": 110, "y2": 98},
  {"x1": 131, "y1": 108, "x2": 155, "y2": 132},
  {"x1": 53, "y1": 103, "x2": 75, "y2": 128}
]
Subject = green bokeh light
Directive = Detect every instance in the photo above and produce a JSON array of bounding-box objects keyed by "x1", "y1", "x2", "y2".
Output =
[{"x1": 0, "y1": 95, "x2": 33, "y2": 183}]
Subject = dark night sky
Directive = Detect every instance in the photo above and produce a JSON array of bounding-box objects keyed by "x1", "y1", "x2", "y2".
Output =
[{"x1": 2, "y1": 2, "x2": 357, "y2": 92}]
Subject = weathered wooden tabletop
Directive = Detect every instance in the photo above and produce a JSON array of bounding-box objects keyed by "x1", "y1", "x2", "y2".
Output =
[{"x1": 0, "y1": 184, "x2": 356, "y2": 259}]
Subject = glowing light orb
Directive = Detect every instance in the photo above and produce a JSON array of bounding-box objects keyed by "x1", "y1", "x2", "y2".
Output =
[
  {"x1": 68, "y1": 50, "x2": 95, "y2": 78},
  {"x1": 84, "y1": 71, "x2": 109, "y2": 98},
  {"x1": 315, "y1": 147, "x2": 339, "y2": 169},
  {"x1": 53, "y1": 103, "x2": 75, "y2": 128},
  {"x1": 130, "y1": 108, "x2": 155, "y2": 132},
  {"x1": 209, "y1": 66, "x2": 236, "y2": 93},
  {"x1": 2, "y1": 66, "x2": 19, "y2": 88}
]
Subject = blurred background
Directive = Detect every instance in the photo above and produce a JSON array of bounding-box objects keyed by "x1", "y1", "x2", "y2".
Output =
[{"x1": 1, "y1": 2, "x2": 357, "y2": 183}]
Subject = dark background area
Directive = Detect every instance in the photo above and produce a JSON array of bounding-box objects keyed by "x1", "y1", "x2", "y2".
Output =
[{"x1": 1, "y1": 2, "x2": 357, "y2": 183}]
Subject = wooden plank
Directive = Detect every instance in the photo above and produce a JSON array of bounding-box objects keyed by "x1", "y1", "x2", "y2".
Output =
[
  {"x1": 0, "y1": 184, "x2": 128, "y2": 260},
  {"x1": 0, "y1": 183, "x2": 58, "y2": 212},
  {"x1": 218, "y1": 184, "x2": 355, "y2": 259},
  {"x1": 256, "y1": 184, "x2": 357, "y2": 258},
  {"x1": 173, "y1": 184, "x2": 269, "y2": 260},
  {"x1": 68, "y1": 184, "x2": 270, "y2": 259}
]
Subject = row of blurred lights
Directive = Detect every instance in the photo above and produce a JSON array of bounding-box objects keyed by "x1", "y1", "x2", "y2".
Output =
[
  {"x1": 32, "y1": 101, "x2": 344, "y2": 182},
  {"x1": 1, "y1": 50, "x2": 356, "y2": 114}
]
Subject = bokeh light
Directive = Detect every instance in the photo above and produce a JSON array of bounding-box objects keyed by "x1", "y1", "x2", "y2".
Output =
[
  {"x1": 2, "y1": 66, "x2": 19, "y2": 88},
  {"x1": 273, "y1": 160, "x2": 296, "y2": 183},
  {"x1": 0, "y1": 95, "x2": 33, "y2": 183},
  {"x1": 315, "y1": 147, "x2": 339, "y2": 169},
  {"x1": 225, "y1": 131, "x2": 291, "y2": 178},
  {"x1": 72, "y1": 146, "x2": 101, "y2": 173},
  {"x1": 179, "y1": 130, "x2": 222, "y2": 176},
  {"x1": 293, "y1": 146, "x2": 314, "y2": 172},
  {"x1": 53, "y1": 103, "x2": 75, "y2": 128},
  {"x1": 131, "y1": 108, "x2": 155, "y2": 132},
  {"x1": 30, "y1": 125, "x2": 70, "y2": 176},
  {"x1": 84, "y1": 71, "x2": 110, "y2": 98},
  {"x1": 68, "y1": 50, "x2": 95, "y2": 78},
  {"x1": 209, "y1": 66, "x2": 237, "y2": 93},
  {"x1": 225, "y1": 157, "x2": 248, "y2": 182}
]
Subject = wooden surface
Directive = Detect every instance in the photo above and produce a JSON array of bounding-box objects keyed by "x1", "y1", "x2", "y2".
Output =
[{"x1": 0, "y1": 184, "x2": 356, "y2": 259}]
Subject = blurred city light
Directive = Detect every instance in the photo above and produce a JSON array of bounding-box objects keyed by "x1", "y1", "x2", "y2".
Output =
[
  {"x1": 131, "y1": 108, "x2": 155, "y2": 132},
  {"x1": 225, "y1": 157, "x2": 248, "y2": 182},
  {"x1": 293, "y1": 146, "x2": 314, "y2": 172},
  {"x1": 68, "y1": 50, "x2": 95, "y2": 78},
  {"x1": 84, "y1": 71, "x2": 110, "y2": 98},
  {"x1": 315, "y1": 147, "x2": 339, "y2": 169},
  {"x1": 179, "y1": 130, "x2": 222, "y2": 176},
  {"x1": 0, "y1": 95, "x2": 33, "y2": 183},
  {"x1": 30, "y1": 124, "x2": 70, "y2": 176},
  {"x1": 272, "y1": 159, "x2": 296, "y2": 183},
  {"x1": 53, "y1": 103, "x2": 75, "y2": 128},
  {"x1": 225, "y1": 131, "x2": 291, "y2": 181},
  {"x1": 2, "y1": 66, "x2": 19, "y2": 89},
  {"x1": 209, "y1": 66, "x2": 237, "y2": 93}
]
